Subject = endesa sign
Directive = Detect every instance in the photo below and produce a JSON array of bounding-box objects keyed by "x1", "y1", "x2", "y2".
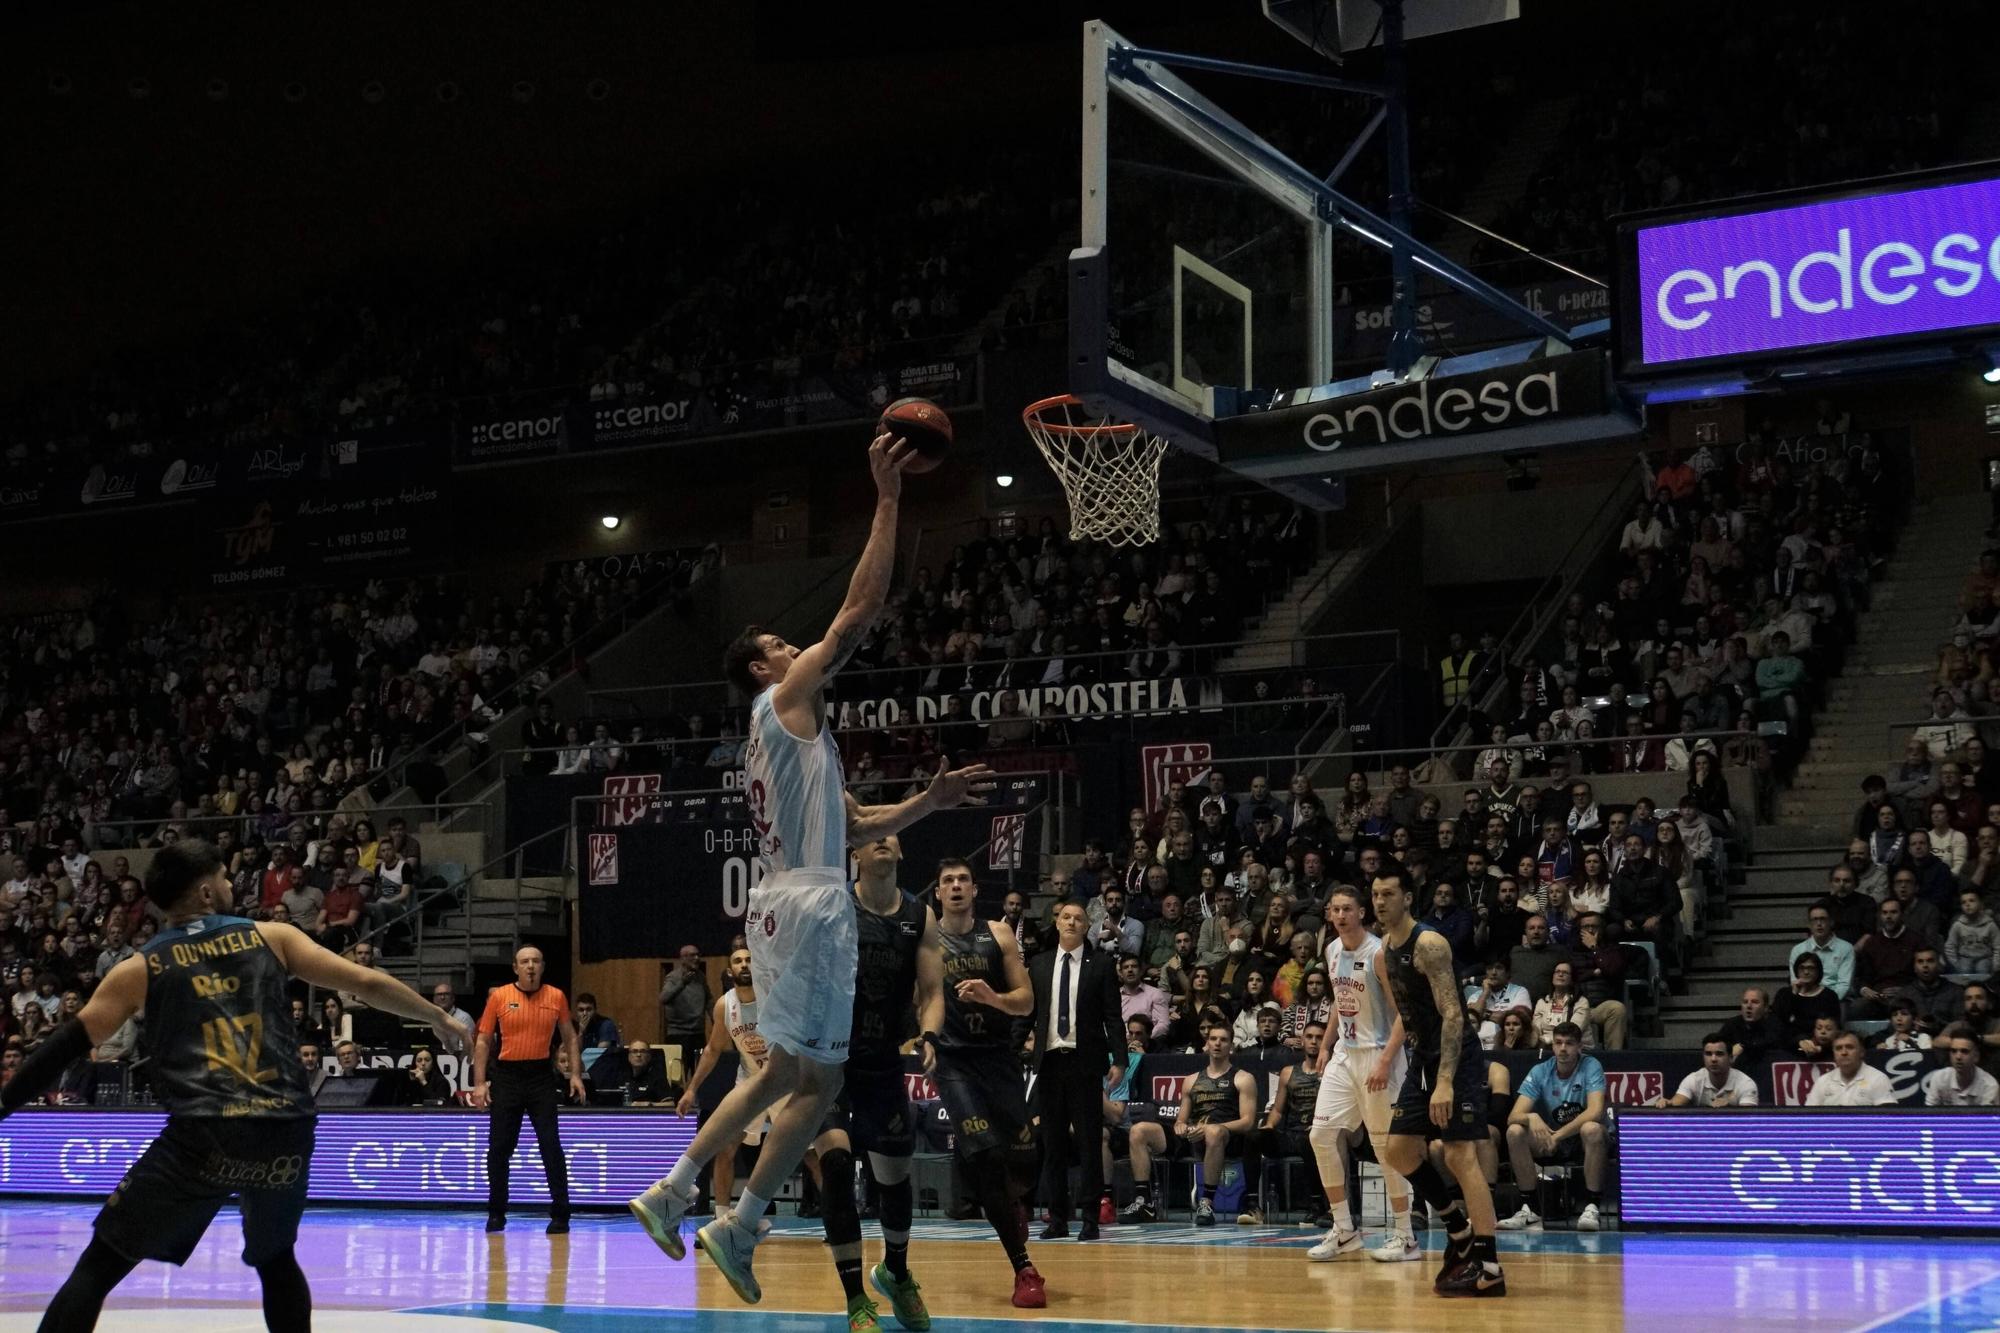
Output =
[
  {"x1": 1615, "y1": 162, "x2": 2000, "y2": 378},
  {"x1": 0, "y1": 1110, "x2": 697, "y2": 1205}
]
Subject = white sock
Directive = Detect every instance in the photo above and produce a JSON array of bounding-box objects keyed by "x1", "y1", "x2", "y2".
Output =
[
  {"x1": 735, "y1": 1188, "x2": 770, "y2": 1225},
  {"x1": 663, "y1": 1158, "x2": 699, "y2": 1197}
]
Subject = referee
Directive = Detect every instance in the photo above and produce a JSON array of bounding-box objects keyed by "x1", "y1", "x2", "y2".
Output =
[{"x1": 471, "y1": 944, "x2": 587, "y2": 1233}]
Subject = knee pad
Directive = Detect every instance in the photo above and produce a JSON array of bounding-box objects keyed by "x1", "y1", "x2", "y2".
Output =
[
  {"x1": 819, "y1": 1148, "x2": 861, "y2": 1246},
  {"x1": 869, "y1": 1151, "x2": 911, "y2": 1186},
  {"x1": 1307, "y1": 1120, "x2": 1346, "y2": 1157}
]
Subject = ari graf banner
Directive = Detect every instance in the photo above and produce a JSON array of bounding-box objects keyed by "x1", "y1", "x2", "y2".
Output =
[
  {"x1": 0, "y1": 1110, "x2": 697, "y2": 1207},
  {"x1": 1213, "y1": 350, "x2": 1615, "y2": 471},
  {"x1": 1616, "y1": 163, "x2": 2000, "y2": 378},
  {"x1": 569, "y1": 773, "x2": 1048, "y2": 959},
  {"x1": 451, "y1": 353, "x2": 981, "y2": 465},
  {"x1": 1618, "y1": 1110, "x2": 2000, "y2": 1231},
  {"x1": 206, "y1": 432, "x2": 450, "y2": 587}
]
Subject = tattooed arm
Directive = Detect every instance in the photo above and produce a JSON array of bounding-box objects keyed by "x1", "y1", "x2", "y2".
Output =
[
  {"x1": 1414, "y1": 931, "x2": 1466, "y2": 1128},
  {"x1": 771, "y1": 432, "x2": 913, "y2": 725}
]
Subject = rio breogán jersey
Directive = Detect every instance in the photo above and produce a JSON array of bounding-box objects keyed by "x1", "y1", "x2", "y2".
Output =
[
  {"x1": 851, "y1": 888, "x2": 926, "y2": 1070},
  {"x1": 938, "y1": 921, "x2": 1008, "y2": 1050},
  {"x1": 1326, "y1": 931, "x2": 1395, "y2": 1053},
  {"x1": 141, "y1": 915, "x2": 313, "y2": 1119},
  {"x1": 723, "y1": 988, "x2": 768, "y2": 1085},
  {"x1": 744, "y1": 688, "x2": 847, "y2": 875}
]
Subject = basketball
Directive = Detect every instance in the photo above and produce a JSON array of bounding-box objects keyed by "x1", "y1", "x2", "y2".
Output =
[{"x1": 879, "y1": 397, "x2": 952, "y2": 473}]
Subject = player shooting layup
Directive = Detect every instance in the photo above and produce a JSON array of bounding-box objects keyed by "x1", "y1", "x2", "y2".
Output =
[{"x1": 630, "y1": 431, "x2": 991, "y2": 1306}]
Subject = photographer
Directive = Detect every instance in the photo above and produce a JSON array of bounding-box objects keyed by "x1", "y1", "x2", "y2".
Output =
[{"x1": 659, "y1": 944, "x2": 711, "y2": 1066}]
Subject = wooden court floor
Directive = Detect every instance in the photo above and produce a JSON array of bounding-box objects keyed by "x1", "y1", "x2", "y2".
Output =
[{"x1": 0, "y1": 1205, "x2": 1995, "y2": 1332}]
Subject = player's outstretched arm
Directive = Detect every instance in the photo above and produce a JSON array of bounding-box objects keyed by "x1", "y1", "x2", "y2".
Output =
[
  {"x1": 845, "y1": 755, "x2": 996, "y2": 842},
  {"x1": 773, "y1": 432, "x2": 915, "y2": 710},
  {"x1": 260, "y1": 921, "x2": 472, "y2": 1051}
]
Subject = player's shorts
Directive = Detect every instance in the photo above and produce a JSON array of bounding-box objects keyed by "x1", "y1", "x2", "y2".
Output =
[
  {"x1": 819, "y1": 1063, "x2": 916, "y2": 1158},
  {"x1": 1311, "y1": 1044, "x2": 1407, "y2": 1139},
  {"x1": 94, "y1": 1115, "x2": 315, "y2": 1267},
  {"x1": 746, "y1": 867, "x2": 856, "y2": 1066},
  {"x1": 1388, "y1": 1046, "x2": 1489, "y2": 1143},
  {"x1": 934, "y1": 1046, "x2": 1034, "y2": 1160}
]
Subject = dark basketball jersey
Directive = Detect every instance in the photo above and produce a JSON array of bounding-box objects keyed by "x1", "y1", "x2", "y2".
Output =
[
  {"x1": 938, "y1": 919, "x2": 1008, "y2": 1050},
  {"x1": 1384, "y1": 921, "x2": 1463, "y2": 1059},
  {"x1": 850, "y1": 887, "x2": 926, "y2": 1069},
  {"x1": 1282, "y1": 1062, "x2": 1322, "y2": 1130},
  {"x1": 1188, "y1": 1066, "x2": 1240, "y2": 1125},
  {"x1": 141, "y1": 915, "x2": 313, "y2": 1119}
]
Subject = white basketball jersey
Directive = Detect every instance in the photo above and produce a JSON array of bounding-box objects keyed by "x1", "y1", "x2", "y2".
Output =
[
  {"x1": 744, "y1": 688, "x2": 847, "y2": 875},
  {"x1": 1326, "y1": 931, "x2": 1394, "y2": 1052},
  {"x1": 724, "y1": 988, "x2": 767, "y2": 1085}
]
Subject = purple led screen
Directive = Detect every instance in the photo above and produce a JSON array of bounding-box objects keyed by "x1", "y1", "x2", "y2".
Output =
[
  {"x1": 1632, "y1": 173, "x2": 2000, "y2": 367},
  {"x1": 0, "y1": 1111, "x2": 697, "y2": 1205},
  {"x1": 1620, "y1": 1111, "x2": 2000, "y2": 1230}
]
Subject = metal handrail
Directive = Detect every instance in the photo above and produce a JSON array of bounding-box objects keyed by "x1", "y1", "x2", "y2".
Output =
[
  {"x1": 1884, "y1": 714, "x2": 1988, "y2": 747},
  {"x1": 1429, "y1": 465, "x2": 1646, "y2": 752},
  {"x1": 88, "y1": 801, "x2": 490, "y2": 852},
  {"x1": 1294, "y1": 471, "x2": 1424, "y2": 625},
  {"x1": 1343, "y1": 727, "x2": 1744, "y2": 779},
  {"x1": 350, "y1": 822, "x2": 572, "y2": 988},
  {"x1": 379, "y1": 555, "x2": 709, "y2": 798}
]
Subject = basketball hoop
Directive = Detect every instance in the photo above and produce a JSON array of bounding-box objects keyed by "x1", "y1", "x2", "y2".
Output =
[{"x1": 1021, "y1": 394, "x2": 1170, "y2": 547}]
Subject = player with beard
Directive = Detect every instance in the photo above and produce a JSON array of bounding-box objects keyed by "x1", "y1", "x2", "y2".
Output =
[
  {"x1": 931, "y1": 856, "x2": 1045, "y2": 1308},
  {"x1": 1371, "y1": 865, "x2": 1506, "y2": 1298},
  {"x1": 812, "y1": 835, "x2": 942, "y2": 1333},
  {"x1": 673, "y1": 947, "x2": 772, "y2": 1219},
  {"x1": 0, "y1": 840, "x2": 471, "y2": 1332}
]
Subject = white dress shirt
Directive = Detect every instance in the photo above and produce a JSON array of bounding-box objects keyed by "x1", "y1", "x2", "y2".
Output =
[{"x1": 1046, "y1": 944, "x2": 1086, "y2": 1053}]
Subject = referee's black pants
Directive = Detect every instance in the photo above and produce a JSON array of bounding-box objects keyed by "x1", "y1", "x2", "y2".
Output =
[
  {"x1": 1035, "y1": 1050, "x2": 1104, "y2": 1222},
  {"x1": 488, "y1": 1060, "x2": 571, "y2": 1223}
]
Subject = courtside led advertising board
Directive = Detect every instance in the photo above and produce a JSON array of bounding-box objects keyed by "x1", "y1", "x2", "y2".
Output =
[
  {"x1": 1618, "y1": 1109, "x2": 2000, "y2": 1232},
  {"x1": 1613, "y1": 162, "x2": 2000, "y2": 380},
  {"x1": 0, "y1": 1110, "x2": 697, "y2": 1205}
]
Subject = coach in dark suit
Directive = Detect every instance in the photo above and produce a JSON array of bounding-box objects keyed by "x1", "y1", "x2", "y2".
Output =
[{"x1": 1022, "y1": 899, "x2": 1127, "y2": 1239}]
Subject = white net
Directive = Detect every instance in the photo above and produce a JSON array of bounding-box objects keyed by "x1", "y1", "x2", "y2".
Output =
[{"x1": 1022, "y1": 395, "x2": 1170, "y2": 547}]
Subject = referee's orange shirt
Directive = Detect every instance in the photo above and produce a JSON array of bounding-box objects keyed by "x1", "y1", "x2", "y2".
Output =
[{"x1": 479, "y1": 982, "x2": 568, "y2": 1061}]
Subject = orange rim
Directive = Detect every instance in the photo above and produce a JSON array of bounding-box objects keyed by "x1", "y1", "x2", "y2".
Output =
[{"x1": 1021, "y1": 393, "x2": 1140, "y2": 437}]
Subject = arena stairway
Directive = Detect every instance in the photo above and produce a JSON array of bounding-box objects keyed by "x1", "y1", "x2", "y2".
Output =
[
  {"x1": 1218, "y1": 506, "x2": 1420, "y2": 676},
  {"x1": 1650, "y1": 490, "x2": 1985, "y2": 1046}
]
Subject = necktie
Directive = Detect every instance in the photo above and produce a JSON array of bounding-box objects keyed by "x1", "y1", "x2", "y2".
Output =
[{"x1": 1057, "y1": 952, "x2": 1073, "y2": 1041}]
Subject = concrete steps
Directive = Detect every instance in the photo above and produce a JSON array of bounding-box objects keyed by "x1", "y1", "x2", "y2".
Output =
[{"x1": 1221, "y1": 546, "x2": 1370, "y2": 674}]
